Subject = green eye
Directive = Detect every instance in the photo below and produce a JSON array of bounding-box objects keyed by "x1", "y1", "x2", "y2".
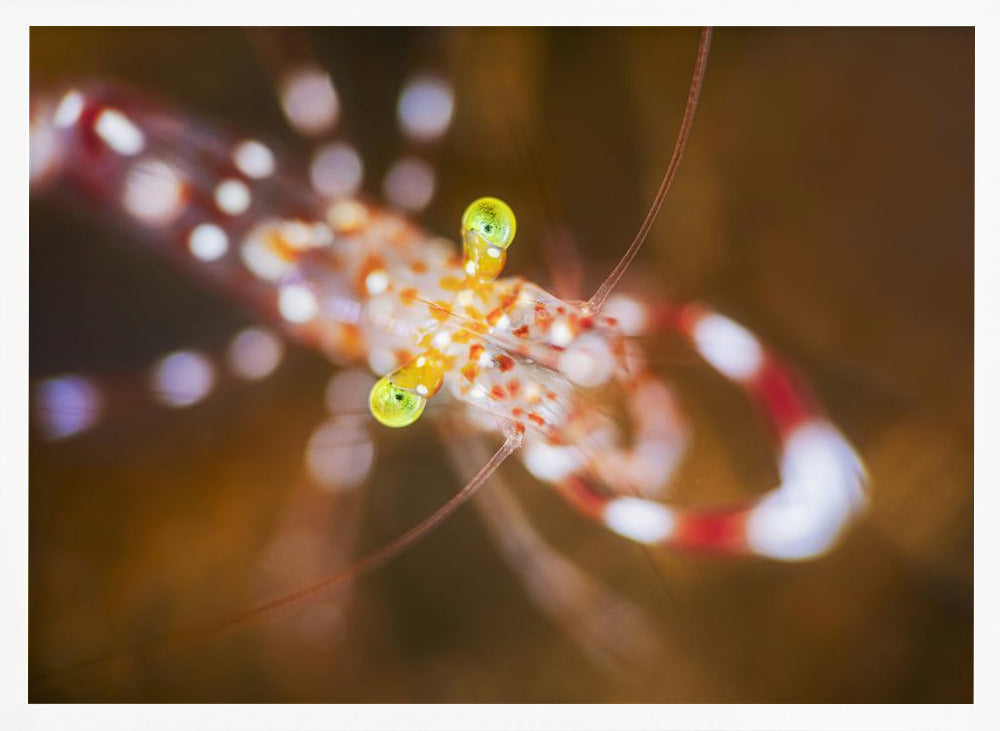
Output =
[
  {"x1": 461, "y1": 197, "x2": 516, "y2": 250},
  {"x1": 369, "y1": 377, "x2": 427, "y2": 428}
]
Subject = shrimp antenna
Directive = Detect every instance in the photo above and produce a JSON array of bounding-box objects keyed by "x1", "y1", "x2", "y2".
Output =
[
  {"x1": 33, "y1": 424, "x2": 523, "y2": 690},
  {"x1": 586, "y1": 27, "x2": 713, "y2": 313}
]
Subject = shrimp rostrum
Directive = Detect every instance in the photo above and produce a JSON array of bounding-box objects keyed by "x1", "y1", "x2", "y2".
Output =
[{"x1": 29, "y1": 27, "x2": 868, "y2": 681}]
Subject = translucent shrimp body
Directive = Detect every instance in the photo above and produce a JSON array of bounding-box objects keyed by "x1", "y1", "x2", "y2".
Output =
[{"x1": 31, "y1": 79, "x2": 866, "y2": 565}]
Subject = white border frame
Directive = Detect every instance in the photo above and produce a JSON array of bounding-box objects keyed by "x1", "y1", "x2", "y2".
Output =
[{"x1": 3, "y1": 2, "x2": 995, "y2": 729}]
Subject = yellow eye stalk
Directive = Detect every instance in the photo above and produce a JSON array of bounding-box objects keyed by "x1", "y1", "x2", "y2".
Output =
[
  {"x1": 369, "y1": 197, "x2": 518, "y2": 428},
  {"x1": 461, "y1": 197, "x2": 516, "y2": 283},
  {"x1": 369, "y1": 352, "x2": 446, "y2": 428}
]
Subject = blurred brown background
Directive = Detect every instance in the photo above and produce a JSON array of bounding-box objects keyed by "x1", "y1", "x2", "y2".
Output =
[{"x1": 30, "y1": 28, "x2": 972, "y2": 702}]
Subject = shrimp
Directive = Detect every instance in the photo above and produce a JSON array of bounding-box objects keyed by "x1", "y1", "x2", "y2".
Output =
[{"x1": 30, "y1": 27, "x2": 869, "y2": 700}]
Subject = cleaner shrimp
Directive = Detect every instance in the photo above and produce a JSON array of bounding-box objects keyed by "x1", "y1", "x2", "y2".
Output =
[{"x1": 30, "y1": 27, "x2": 874, "y2": 701}]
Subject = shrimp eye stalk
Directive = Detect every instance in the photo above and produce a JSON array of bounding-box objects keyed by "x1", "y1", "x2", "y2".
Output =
[
  {"x1": 368, "y1": 351, "x2": 446, "y2": 428},
  {"x1": 461, "y1": 196, "x2": 516, "y2": 283}
]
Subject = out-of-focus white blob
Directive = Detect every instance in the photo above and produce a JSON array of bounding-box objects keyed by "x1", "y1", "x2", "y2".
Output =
[
  {"x1": 603, "y1": 497, "x2": 676, "y2": 544},
  {"x1": 53, "y1": 90, "x2": 84, "y2": 128},
  {"x1": 214, "y1": 178, "x2": 252, "y2": 216},
  {"x1": 602, "y1": 295, "x2": 648, "y2": 336},
  {"x1": 691, "y1": 312, "x2": 764, "y2": 382},
  {"x1": 240, "y1": 225, "x2": 295, "y2": 282},
  {"x1": 397, "y1": 75, "x2": 454, "y2": 142},
  {"x1": 36, "y1": 375, "x2": 103, "y2": 440},
  {"x1": 187, "y1": 222, "x2": 229, "y2": 261},
  {"x1": 232, "y1": 139, "x2": 276, "y2": 179},
  {"x1": 122, "y1": 159, "x2": 185, "y2": 226},
  {"x1": 278, "y1": 283, "x2": 319, "y2": 323},
  {"x1": 558, "y1": 332, "x2": 614, "y2": 388},
  {"x1": 366, "y1": 346, "x2": 398, "y2": 376},
  {"x1": 29, "y1": 115, "x2": 59, "y2": 184},
  {"x1": 310, "y1": 142, "x2": 363, "y2": 199},
  {"x1": 364, "y1": 269, "x2": 390, "y2": 297},
  {"x1": 523, "y1": 440, "x2": 581, "y2": 483},
  {"x1": 150, "y1": 350, "x2": 215, "y2": 408},
  {"x1": 745, "y1": 420, "x2": 866, "y2": 560},
  {"x1": 227, "y1": 327, "x2": 284, "y2": 381},
  {"x1": 326, "y1": 199, "x2": 369, "y2": 233},
  {"x1": 94, "y1": 108, "x2": 145, "y2": 156},
  {"x1": 382, "y1": 156, "x2": 435, "y2": 212},
  {"x1": 325, "y1": 369, "x2": 376, "y2": 414},
  {"x1": 280, "y1": 67, "x2": 339, "y2": 137},
  {"x1": 306, "y1": 417, "x2": 374, "y2": 491}
]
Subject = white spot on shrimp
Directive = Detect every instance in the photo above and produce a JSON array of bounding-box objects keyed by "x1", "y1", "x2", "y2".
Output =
[
  {"x1": 280, "y1": 67, "x2": 339, "y2": 137},
  {"x1": 30, "y1": 115, "x2": 59, "y2": 183},
  {"x1": 187, "y1": 223, "x2": 229, "y2": 261},
  {"x1": 310, "y1": 142, "x2": 363, "y2": 199},
  {"x1": 232, "y1": 139, "x2": 276, "y2": 179},
  {"x1": 364, "y1": 269, "x2": 389, "y2": 296},
  {"x1": 397, "y1": 75, "x2": 454, "y2": 142},
  {"x1": 744, "y1": 421, "x2": 866, "y2": 560},
  {"x1": 550, "y1": 319, "x2": 574, "y2": 348},
  {"x1": 604, "y1": 498, "x2": 676, "y2": 544},
  {"x1": 691, "y1": 313, "x2": 764, "y2": 382},
  {"x1": 227, "y1": 327, "x2": 283, "y2": 381},
  {"x1": 54, "y1": 90, "x2": 84, "y2": 128},
  {"x1": 150, "y1": 350, "x2": 215, "y2": 408},
  {"x1": 382, "y1": 156, "x2": 435, "y2": 212},
  {"x1": 278, "y1": 284, "x2": 319, "y2": 323},
  {"x1": 523, "y1": 441, "x2": 579, "y2": 482},
  {"x1": 602, "y1": 295, "x2": 648, "y2": 336},
  {"x1": 35, "y1": 375, "x2": 103, "y2": 440},
  {"x1": 122, "y1": 159, "x2": 184, "y2": 225},
  {"x1": 558, "y1": 332, "x2": 614, "y2": 388},
  {"x1": 214, "y1": 178, "x2": 251, "y2": 216},
  {"x1": 94, "y1": 108, "x2": 145, "y2": 155}
]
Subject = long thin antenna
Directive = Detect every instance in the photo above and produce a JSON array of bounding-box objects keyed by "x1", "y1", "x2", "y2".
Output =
[
  {"x1": 586, "y1": 27, "x2": 713, "y2": 313},
  {"x1": 34, "y1": 425, "x2": 523, "y2": 690}
]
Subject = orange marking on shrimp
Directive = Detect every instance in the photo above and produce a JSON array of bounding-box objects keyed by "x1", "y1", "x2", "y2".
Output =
[
  {"x1": 399, "y1": 287, "x2": 419, "y2": 307},
  {"x1": 512, "y1": 407, "x2": 524, "y2": 417},
  {"x1": 507, "y1": 379, "x2": 521, "y2": 396},
  {"x1": 514, "y1": 422, "x2": 526, "y2": 434},
  {"x1": 528, "y1": 412, "x2": 546, "y2": 427},
  {"x1": 490, "y1": 385, "x2": 506, "y2": 400},
  {"x1": 496, "y1": 354, "x2": 515, "y2": 372},
  {"x1": 439, "y1": 275, "x2": 464, "y2": 292},
  {"x1": 546, "y1": 391, "x2": 557, "y2": 400},
  {"x1": 394, "y1": 349, "x2": 412, "y2": 365},
  {"x1": 485, "y1": 307, "x2": 505, "y2": 326},
  {"x1": 461, "y1": 363, "x2": 478, "y2": 382},
  {"x1": 429, "y1": 300, "x2": 453, "y2": 323},
  {"x1": 512, "y1": 325, "x2": 530, "y2": 338},
  {"x1": 409, "y1": 260, "x2": 428, "y2": 274}
]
